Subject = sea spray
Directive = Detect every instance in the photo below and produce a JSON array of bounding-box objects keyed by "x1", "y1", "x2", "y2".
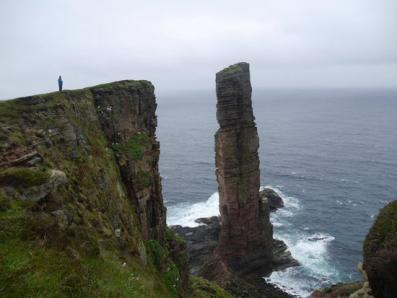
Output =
[{"x1": 167, "y1": 192, "x2": 219, "y2": 227}]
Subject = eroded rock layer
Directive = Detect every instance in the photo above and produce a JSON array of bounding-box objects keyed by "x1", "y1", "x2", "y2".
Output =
[{"x1": 215, "y1": 62, "x2": 273, "y2": 271}]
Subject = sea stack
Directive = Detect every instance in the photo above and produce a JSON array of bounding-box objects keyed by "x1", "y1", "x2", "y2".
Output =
[{"x1": 215, "y1": 62, "x2": 273, "y2": 272}]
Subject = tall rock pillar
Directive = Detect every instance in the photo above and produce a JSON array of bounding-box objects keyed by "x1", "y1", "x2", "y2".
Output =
[{"x1": 215, "y1": 62, "x2": 273, "y2": 272}]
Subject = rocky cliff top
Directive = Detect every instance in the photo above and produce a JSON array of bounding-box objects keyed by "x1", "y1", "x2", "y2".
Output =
[{"x1": 215, "y1": 62, "x2": 255, "y2": 129}]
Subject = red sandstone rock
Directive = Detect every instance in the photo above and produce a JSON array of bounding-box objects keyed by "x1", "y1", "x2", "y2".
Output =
[
  {"x1": 215, "y1": 62, "x2": 273, "y2": 272},
  {"x1": 92, "y1": 81, "x2": 166, "y2": 242}
]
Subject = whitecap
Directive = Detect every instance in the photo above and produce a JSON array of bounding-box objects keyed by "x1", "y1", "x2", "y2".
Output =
[
  {"x1": 272, "y1": 221, "x2": 284, "y2": 228},
  {"x1": 263, "y1": 185, "x2": 301, "y2": 210},
  {"x1": 277, "y1": 209, "x2": 294, "y2": 217},
  {"x1": 167, "y1": 186, "x2": 342, "y2": 297},
  {"x1": 167, "y1": 192, "x2": 219, "y2": 227},
  {"x1": 267, "y1": 229, "x2": 340, "y2": 297},
  {"x1": 265, "y1": 186, "x2": 341, "y2": 297}
]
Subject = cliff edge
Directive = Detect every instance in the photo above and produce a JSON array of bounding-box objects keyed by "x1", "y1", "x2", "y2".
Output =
[
  {"x1": 0, "y1": 81, "x2": 228, "y2": 297},
  {"x1": 363, "y1": 200, "x2": 397, "y2": 298}
]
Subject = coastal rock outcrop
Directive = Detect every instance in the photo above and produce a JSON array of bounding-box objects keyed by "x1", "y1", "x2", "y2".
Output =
[
  {"x1": 309, "y1": 262, "x2": 373, "y2": 298},
  {"x1": 260, "y1": 187, "x2": 284, "y2": 212},
  {"x1": 92, "y1": 81, "x2": 166, "y2": 242},
  {"x1": 214, "y1": 62, "x2": 273, "y2": 272},
  {"x1": 171, "y1": 216, "x2": 297, "y2": 276},
  {"x1": 363, "y1": 200, "x2": 397, "y2": 298},
  {"x1": 171, "y1": 215, "x2": 297, "y2": 297},
  {"x1": 311, "y1": 200, "x2": 397, "y2": 298}
]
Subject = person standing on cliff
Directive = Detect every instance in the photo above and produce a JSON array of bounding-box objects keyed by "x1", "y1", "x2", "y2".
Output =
[{"x1": 58, "y1": 75, "x2": 63, "y2": 92}]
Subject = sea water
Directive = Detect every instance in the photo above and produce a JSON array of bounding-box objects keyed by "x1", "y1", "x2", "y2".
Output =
[{"x1": 157, "y1": 88, "x2": 397, "y2": 297}]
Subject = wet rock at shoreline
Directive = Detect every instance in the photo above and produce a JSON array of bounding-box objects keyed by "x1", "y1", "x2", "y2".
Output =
[
  {"x1": 260, "y1": 187, "x2": 284, "y2": 212},
  {"x1": 170, "y1": 216, "x2": 298, "y2": 276}
]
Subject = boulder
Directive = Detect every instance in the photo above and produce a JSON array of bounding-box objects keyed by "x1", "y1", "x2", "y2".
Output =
[
  {"x1": 1, "y1": 168, "x2": 67, "y2": 202},
  {"x1": 260, "y1": 188, "x2": 284, "y2": 212}
]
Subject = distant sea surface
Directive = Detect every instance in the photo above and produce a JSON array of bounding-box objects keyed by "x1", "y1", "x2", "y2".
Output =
[{"x1": 157, "y1": 89, "x2": 397, "y2": 297}]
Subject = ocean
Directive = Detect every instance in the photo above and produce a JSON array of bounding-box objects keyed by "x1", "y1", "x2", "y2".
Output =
[{"x1": 157, "y1": 88, "x2": 397, "y2": 297}]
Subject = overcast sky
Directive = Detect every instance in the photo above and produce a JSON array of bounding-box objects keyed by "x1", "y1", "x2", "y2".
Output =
[{"x1": 1, "y1": 0, "x2": 396, "y2": 99}]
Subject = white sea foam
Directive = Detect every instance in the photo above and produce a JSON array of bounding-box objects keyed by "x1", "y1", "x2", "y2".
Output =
[
  {"x1": 266, "y1": 228, "x2": 338, "y2": 297},
  {"x1": 263, "y1": 185, "x2": 301, "y2": 210},
  {"x1": 167, "y1": 192, "x2": 219, "y2": 227},
  {"x1": 167, "y1": 185, "x2": 340, "y2": 298},
  {"x1": 265, "y1": 186, "x2": 340, "y2": 297},
  {"x1": 265, "y1": 230, "x2": 338, "y2": 297}
]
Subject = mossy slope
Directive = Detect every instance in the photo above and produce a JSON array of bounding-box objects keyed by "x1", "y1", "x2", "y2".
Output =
[
  {"x1": 0, "y1": 82, "x2": 194, "y2": 297},
  {"x1": 363, "y1": 200, "x2": 397, "y2": 298}
]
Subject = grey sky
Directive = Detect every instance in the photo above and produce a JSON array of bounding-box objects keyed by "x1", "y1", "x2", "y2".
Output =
[{"x1": 1, "y1": 0, "x2": 396, "y2": 99}]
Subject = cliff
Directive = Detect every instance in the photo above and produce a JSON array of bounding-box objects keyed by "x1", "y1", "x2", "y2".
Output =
[
  {"x1": 311, "y1": 200, "x2": 397, "y2": 298},
  {"x1": 214, "y1": 62, "x2": 273, "y2": 272},
  {"x1": 0, "y1": 81, "x2": 228, "y2": 297},
  {"x1": 363, "y1": 200, "x2": 397, "y2": 298}
]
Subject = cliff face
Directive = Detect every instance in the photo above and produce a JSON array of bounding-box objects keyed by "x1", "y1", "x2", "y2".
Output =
[
  {"x1": 92, "y1": 82, "x2": 165, "y2": 242},
  {"x1": 363, "y1": 200, "x2": 397, "y2": 298},
  {"x1": 214, "y1": 63, "x2": 273, "y2": 271},
  {"x1": 0, "y1": 81, "x2": 187, "y2": 297},
  {"x1": 311, "y1": 200, "x2": 397, "y2": 298}
]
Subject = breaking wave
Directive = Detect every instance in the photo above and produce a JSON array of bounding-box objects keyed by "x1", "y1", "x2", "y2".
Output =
[
  {"x1": 167, "y1": 186, "x2": 342, "y2": 297},
  {"x1": 265, "y1": 186, "x2": 341, "y2": 297},
  {"x1": 167, "y1": 192, "x2": 219, "y2": 227}
]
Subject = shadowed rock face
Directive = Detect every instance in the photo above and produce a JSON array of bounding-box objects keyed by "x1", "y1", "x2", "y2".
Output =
[
  {"x1": 215, "y1": 62, "x2": 273, "y2": 271},
  {"x1": 0, "y1": 81, "x2": 166, "y2": 245},
  {"x1": 92, "y1": 81, "x2": 166, "y2": 242}
]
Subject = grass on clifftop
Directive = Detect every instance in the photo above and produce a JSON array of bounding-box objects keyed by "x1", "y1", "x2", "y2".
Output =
[
  {"x1": 0, "y1": 196, "x2": 179, "y2": 298},
  {"x1": 90, "y1": 80, "x2": 153, "y2": 91},
  {"x1": 218, "y1": 64, "x2": 243, "y2": 75}
]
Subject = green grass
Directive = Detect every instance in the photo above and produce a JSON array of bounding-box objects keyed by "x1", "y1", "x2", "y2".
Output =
[
  {"x1": 165, "y1": 228, "x2": 185, "y2": 247},
  {"x1": 0, "y1": 167, "x2": 50, "y2": 188},
  {"x1": 137, "y1": 168, "x2": 151, "y2": 188},
  {"x1": 128, "y1": 133, "x2": 150, "y2": 161},
  {"x1": 91, "y1": 80, "x2": 153, "y2": 91},
  {"x1": 218, "y1": 64, "x2": 243, "y2": 75},
  {"x1": 188, "y1": 276, "x2": 232, "y2": 298},
  {"x1": 0, "y1": 240, "x2": 176, "y2": 297},
  {"x1": 145, "y1": 240, "x2": 181, "y2": 297},
  {"x1": 0, "y1": 200, "x2": 177, "y2": 298},
  {"x1": 364, "y1": 200, "x2": 397, "y2": 256},
  {"x1": 112, "y1": 132, "x2": 150, "y2": 163},
  {"x1": 363, "y1": 201, "x2": 397, "y2": 298}
]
